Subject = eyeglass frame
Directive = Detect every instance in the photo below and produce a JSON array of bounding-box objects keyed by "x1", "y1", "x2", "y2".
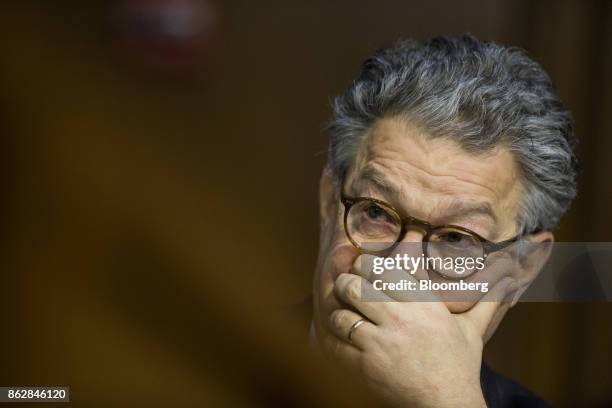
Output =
[{"x1": 340, "y1": 193, "x2": 521, "y2": 259}]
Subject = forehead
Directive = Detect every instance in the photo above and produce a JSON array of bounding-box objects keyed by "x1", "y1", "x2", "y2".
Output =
[{"x1": 347, "y1": 117, "x2": 523, "y2": 234}]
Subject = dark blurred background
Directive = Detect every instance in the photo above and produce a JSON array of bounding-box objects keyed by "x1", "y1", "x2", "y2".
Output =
[{"x1": 1, "y1": 1, "x2": 611, "y2": 406}]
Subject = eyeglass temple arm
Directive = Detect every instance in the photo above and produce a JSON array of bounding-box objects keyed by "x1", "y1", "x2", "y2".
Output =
[{"x1": 483, "y1": 235, "x2": 521, "y2": 254}]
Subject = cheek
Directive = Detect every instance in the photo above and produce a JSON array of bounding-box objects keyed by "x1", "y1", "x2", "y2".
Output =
[
  {"x1": 429, "y1": 261, "x2": 512, "y2": 312},
  {"x1": 315, "y1": 242, "x2": 360, "y2": 314},
  {"x1": 313, "y1": 240, "x2": 360, "y2": 343},
  {"x1": 318, "y1": 209, "x2": 356, "y2": 281},
  {"x1": 318, "y1": 204, "x2": 345, "y2": 252},
  {"x1": 324, "y1": 242, "x2": 360, "y2": 282}
]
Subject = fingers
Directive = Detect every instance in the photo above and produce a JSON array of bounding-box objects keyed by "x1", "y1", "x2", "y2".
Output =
[
  {"x1": 351, "y1": 254, "x2": 441, "y2": 303},
  {"x1": 350, "y1": 254, "x2": 378, "y2": 281},
  {"x1": 334, "y1": 273, "x2": 398, "y2": 324},
  {"x1": 328, "y1": 308, "x2": 377, "y2": 350},
  {"x1": 352, "y1": 253, "x2": 418, "y2": 282},
  {"x1": 461, "y1": 277, "x2": 515, "y2": 337}
]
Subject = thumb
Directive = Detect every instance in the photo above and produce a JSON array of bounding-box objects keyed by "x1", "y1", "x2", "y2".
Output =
[{"x1": 460, "y1": 277, "x2": 515, "y2": 337}]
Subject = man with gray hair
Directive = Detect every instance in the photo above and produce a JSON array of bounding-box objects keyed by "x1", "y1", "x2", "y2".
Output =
[{"x1": 310, "y1": 35, "x2": 577, "y2": 407}]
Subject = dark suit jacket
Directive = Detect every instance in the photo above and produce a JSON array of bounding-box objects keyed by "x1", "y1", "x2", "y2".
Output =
[{"x1": 292, "y1": 299, "x2": 552, "y2": 408}]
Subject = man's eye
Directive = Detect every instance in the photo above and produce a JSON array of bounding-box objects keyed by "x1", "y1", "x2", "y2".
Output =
[
  {"x1": 366, "y1": 204, "x2": 386, "y2": 220},
  {"x1": 436, "y1": 231, "x2": 477, "y2": 249},
  {"x1": 444, "y1": 232, "x2": 465, "y2": 243}
]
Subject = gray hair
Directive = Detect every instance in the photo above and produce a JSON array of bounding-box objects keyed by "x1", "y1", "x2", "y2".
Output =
[{"x1": 328, "y1": 35, "x2": 578, "y2": 233}]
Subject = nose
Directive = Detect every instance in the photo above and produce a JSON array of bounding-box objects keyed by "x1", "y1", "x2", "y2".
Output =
[
  {"x1": 400, "y1": 229, "x2": 426, "y2": 243},
  {"x1": 395, "y1": 229, "x2": 428, "y2": 279},
  {"x1": 396, "y1": 229, "x2": 426, "y2": 256}
]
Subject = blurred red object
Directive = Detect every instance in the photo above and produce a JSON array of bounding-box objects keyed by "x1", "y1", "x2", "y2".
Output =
[{"x1": 113, "y1": 0, "x2": 219, "y2": 74}]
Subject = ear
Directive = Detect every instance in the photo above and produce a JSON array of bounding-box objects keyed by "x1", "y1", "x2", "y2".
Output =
[
  {"x1": 510, "y1": 230, "x2": 554, "y2": 306},
  {"x1": 319, "y1": 166, "x2": 338, "y2": 228}
]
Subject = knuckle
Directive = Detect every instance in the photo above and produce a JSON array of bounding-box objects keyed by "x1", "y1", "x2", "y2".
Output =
[
  {"x1": 330, "y1": 310, "x2": 348, "y2": 330},
  {"x1": 345, "y1": 277, "x2": 362, "y2": 300},
  {"x1": 336, "y1": 272, "x2": 351, "y2": 286}
]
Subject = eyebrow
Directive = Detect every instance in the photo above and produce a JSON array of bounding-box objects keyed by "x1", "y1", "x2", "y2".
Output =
[
  {"x1": 355, "y1": 166, "x2": 498, "y2": 224},
  {"x1": 440, "y1": 200, "x2": 498, "y2": 224},
  {"x1": 357, "y1": 166, "x2": 402, "y2": 198}
]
